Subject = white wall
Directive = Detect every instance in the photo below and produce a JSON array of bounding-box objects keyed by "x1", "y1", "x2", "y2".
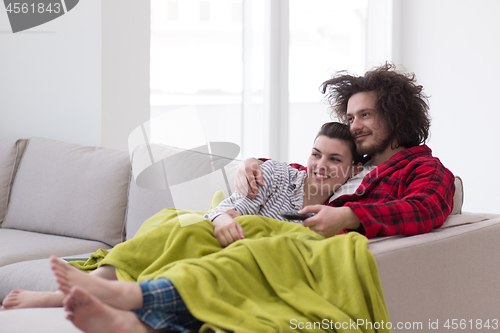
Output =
[
  {"x1": 397, "y1": 0, "x2": 500, "y2": 213},
  {"x1": 101, "y1": 0, "x2": 150, "y2": 152},
  {"x1": 0, "y1": 1, "x2": 150, "y2": 152},
  {"x1": 0, "y1": 1, "x2": 102, "y2": 146}
]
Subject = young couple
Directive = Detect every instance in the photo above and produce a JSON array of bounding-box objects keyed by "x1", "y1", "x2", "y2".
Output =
[{"x1": 2, "y1": 63, "x2": 456, "y2": 333}]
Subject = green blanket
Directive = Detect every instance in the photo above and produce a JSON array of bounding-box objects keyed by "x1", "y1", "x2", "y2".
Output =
[
  {"x1": 100, "y1": 208, "x2": 392, "y2": 332},
  {"x1": 66, "y1": 249, "x2": 109, "y2": 272}
]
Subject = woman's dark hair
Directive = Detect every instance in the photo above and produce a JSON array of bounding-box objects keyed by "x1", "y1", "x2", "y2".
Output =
[
  {"x1": 320, "y1": 62, "x2": 430, "y2": 148},
  {"x1": 315, "y1": 122, "x2": 363, "y2": 164}
]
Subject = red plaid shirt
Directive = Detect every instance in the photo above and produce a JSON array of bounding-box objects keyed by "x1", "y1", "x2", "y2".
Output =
[{"x1": 287, "y1": 145, "x2": 455, "y2": 239}]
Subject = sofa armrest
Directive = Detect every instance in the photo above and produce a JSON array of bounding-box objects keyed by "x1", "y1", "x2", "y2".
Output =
[{"x1": 369, "y1": 213, "x2": 500, "y2": 327}]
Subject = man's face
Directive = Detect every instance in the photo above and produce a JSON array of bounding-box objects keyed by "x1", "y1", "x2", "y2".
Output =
[{"x1": 346, "y1": 91, "x2": 391, "y2": 157}]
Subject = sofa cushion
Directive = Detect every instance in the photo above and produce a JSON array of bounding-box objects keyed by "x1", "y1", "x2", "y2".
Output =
[
  {"x1": 0, "y1": 229, "x2": 110, "y2": 267},
  {"x1": 0, "y1": 251, "x2": 101, "y2": 302},
  {"x1": 0, "y1": 308, "x2": 82, "y2": 333},
  {"x1": 3, "y1": 138, "x2": 131, "y2": 246},
  {"x1": 0, "y1": 257, "x2": 58, "y2": 302},
  {"x1": 0, "y1": 140, "x2": 27, "y2": 226}
]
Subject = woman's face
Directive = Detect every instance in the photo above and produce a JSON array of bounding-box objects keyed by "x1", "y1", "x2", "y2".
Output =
[{"x1": 306, "y1": 136, "x2": 354, "y2": 196}]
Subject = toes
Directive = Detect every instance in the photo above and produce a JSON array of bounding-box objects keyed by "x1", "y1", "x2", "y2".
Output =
[
  {"x1": 66, "y1": 313, "x2": 75, "y2": 323},
  {"x1": 50, "y1": 256, "x2": 69, "y2": 273},
  {"x1": 5, "y1": 290, "x2": 20, "y2": 300},
  {"x1": 58, "y1": 283, "x2": 71, "y2": 295},
  {"x1": 65, "y1": 287, "x2": 89, "y2": 310},
  {"x1": 63, "y1": 289, "x2": 78, "y2": 312},
  {"x1": 50, "y1": 256, "x2": 66, "y2": 272},
  {"x1": 56, "y1": 277, "x2": 72, "y2": 295},
  {"x1": 71, "y1": 287, "x2": 90, "y2": 304},
  {"x1": 2, "y1": 290, "x2": 21, "y2": 309}
]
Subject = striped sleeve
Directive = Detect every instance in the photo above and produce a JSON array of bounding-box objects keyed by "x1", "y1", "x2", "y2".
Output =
[{"x1": 205, "y1": 161, "x2": 279, "y2": 221}]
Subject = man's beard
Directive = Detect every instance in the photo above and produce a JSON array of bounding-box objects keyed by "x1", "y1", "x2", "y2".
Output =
[{"x1": 355, "y1": 134, "x2": 392, "y2": 157}]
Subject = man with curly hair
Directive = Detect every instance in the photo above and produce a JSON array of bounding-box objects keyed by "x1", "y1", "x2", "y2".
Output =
[{"x1": 236, "y1": 63, "x2": 455, "y2": 239}]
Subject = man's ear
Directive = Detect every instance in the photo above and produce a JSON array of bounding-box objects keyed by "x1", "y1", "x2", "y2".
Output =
[{"x1": 352, "y1": 162, "x2": 364, "y2": 176}]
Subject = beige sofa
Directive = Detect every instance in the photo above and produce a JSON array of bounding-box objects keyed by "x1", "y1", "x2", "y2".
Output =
[{"x1": 0, "y1": 137, "x2": 499, "y2": 332}]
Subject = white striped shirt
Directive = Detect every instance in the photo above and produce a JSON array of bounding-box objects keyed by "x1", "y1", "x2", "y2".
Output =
[{"x1": 205, "y1": 160, "x2": 307, "y2": 223}]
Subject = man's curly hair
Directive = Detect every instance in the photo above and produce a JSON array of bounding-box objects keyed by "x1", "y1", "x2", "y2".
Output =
[{"x1": 320, "y1": 63, "x2": 431, "y2": 148}]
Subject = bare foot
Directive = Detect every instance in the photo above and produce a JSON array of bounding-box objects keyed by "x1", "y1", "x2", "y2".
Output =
[
  {"x1": 1, "y1": 290, "x2": 64, "y2": 310},
  {"x1": 1, "y1": 261, "x2": 116, "y2": 310},
  {"x1": 50, "y1": 256, "x2": 142, "y2": 310},
  {"x1": 64, "y1": 286, "x2": 153, "y2": 333}
]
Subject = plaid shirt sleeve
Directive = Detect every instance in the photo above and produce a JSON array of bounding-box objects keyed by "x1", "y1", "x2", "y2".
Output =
[
  {"x1": 288, "y1": 163, "x2": 306, "y2": 171},
  {"x1": 335, "y1": 147, "x2": 455, "y2": 239}
]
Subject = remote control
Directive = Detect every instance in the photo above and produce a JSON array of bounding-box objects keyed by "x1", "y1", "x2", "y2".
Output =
[{"x1": 280, "y1": 211, "x2": 316, "y2": 221}]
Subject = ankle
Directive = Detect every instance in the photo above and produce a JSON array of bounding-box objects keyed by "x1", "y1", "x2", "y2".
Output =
[{"x1": 113, "y1": 282, "x2": 143, "y2": 310}]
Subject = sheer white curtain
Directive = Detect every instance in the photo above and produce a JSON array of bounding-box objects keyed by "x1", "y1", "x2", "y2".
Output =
[
  {"x1": 150, "y1": 0, "x2": 392, "y2": 163},
  {"x1": 150, "y1": 0, "x2": 243, "y2": 156},
  {"x1": 287, "y1": 0, "x2": 368, "y2": 164}
]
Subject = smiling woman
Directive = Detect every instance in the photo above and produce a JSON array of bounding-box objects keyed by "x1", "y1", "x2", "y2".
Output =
[
  {"x1": 205, "y1": 121, "x2": 363, "y2": 246},
  {"x1": 303, "y1": 136, "x2": 357, "y2": 205},
  {"x1": 303, "y1": 122, "x2": 363, "y2": 206}
]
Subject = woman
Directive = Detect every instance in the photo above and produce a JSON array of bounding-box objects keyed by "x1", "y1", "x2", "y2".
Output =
[{"x1": 2, "y1": 122, "x2": 363, "y2": 313}]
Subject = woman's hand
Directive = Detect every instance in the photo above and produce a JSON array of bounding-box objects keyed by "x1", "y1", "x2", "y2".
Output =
[
  {"x1": 234, "y1": 158, "x2": 264, "y2": 199},
  {"x1": 213, "y1": 208, "x2": 242, "y2": 219},
  {"x1": 299, "y1": 206, "x2": 361, "y2": 238},
  {"x1": 212, "y1": 214, "x2": 245, "y2": 247}
]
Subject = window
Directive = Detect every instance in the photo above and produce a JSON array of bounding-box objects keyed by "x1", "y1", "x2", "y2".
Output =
[
  {"x1": 166, "y1": 1, "x2": 179, "y2": 21},
  {"x1": 150, "y1": 0, "x2": 375, "y2": 163},
  {"x1": 150, "y1": 0, "x2": 243, "y2": 153},
  {"x1": 288, "y1": 0, "x2": 367, "y2": 163},
  {"x1": 199, "y1": 2, "x2": 211, "y2": 21}
]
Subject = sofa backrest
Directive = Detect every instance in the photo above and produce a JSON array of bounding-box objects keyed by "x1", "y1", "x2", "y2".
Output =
[
  {"x1": 126, "y1": 180, "x2": 175, "y2": 240},
  {"x1": 0, "y1": 139, "x2": 27, "y2": 227},
  {"x1": 3, "y1": 138, "x2": 131, "y2": 247},
  {"x1": 451, "y1": 176, "x2": 463, "y2": 215}
]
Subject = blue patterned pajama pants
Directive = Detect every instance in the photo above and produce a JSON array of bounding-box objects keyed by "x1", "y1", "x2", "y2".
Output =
[{"x1": 133, "y1": 278, "x2": 203, "y2": 332}]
